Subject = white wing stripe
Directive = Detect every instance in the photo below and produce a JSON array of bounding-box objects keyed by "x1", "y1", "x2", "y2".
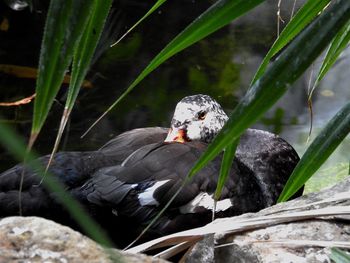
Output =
[
  {"x1": 179, "y1": 192, "x2": 232, "y2": 214},
  {"x1": 138, "y1": 180, "x2": 169, "y2": 206}
]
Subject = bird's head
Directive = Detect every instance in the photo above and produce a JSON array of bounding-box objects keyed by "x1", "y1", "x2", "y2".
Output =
[{"x1": 165, "y1": 94, "x2": 228, "y2": 143}]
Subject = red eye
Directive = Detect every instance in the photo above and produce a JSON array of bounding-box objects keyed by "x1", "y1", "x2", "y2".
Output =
[{"x1": 198, "y1": 111, "x2": 207, "y2": 120}]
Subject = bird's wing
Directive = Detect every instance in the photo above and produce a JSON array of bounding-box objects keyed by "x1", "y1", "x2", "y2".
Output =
[
  {"x1": 0, "y1": 127, "x2": 168, "y2": 198},
  {"x1": 77, "y1": 141, "x2": 267, "y2": 239},
  {"x1": 99, "y1": 127, "x2": 168, "y2": 154},
  {"x1": 79, "y1": 142, "x2": 221, "y2": 218}
]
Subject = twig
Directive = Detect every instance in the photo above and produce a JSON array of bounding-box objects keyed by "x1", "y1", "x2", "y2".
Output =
[
  {"x1": 290, "y1": 0, "x2": 297, "y2": 20},
  {"x1": 277, "y1": 0, "x2": 285, "y2": 37},
  {"x1": 0, "y1": 94, "x2": 36, "y2": 106}
]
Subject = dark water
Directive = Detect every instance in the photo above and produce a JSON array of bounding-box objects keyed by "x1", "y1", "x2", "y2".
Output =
[{"x1": 0, "y1": 0, "x2": 348, "y2": 192}]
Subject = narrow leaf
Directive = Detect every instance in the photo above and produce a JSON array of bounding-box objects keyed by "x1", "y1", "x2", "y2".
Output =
[
  {"x1": 251, "y1": 0, "x2": 331, "y2": 85},
  {"x1": 32, "y1": 0, "x2": 94, "y2": 143},
  {"x1": 331, "y1": 247, "x2": 350, "y2": 263},
  {"x1": 83, "y1": 0, "x2": 264, "y2": 135},
  {"x1": 310, "y1": 19, "x2": 350, "y2": 98},
  {"x1": 0, "y1": 122, "x2": 114, "y2": 248},
  {"x1": 110, "y1": 0, "x2": 167, "y2": 47},
  {"x1": 46, "y1": 0, "x2": 113, "y2": 175},
  {"x1": 278, "y1": 102, "x2": 350, "y2": 202},
  {"x1": 188, "y1": 0, "x2": 350, "y2": 179},
  {"x1": 67, "y1": 0, "x2": 113, "y2": 111},
  {"x1": 214, "y1": 140, "x2": 238, "y2": 200},
  {"x1": 212, "y1": 140, "x2": 238, "y2": 221}
]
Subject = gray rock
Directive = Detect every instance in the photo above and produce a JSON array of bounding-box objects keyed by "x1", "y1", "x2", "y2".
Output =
[
  {"x1": 0, "y1": 216, "x2": 167, "y2": 263},
  {"x1": 2, "y1": 176, "x2": 349, "y2": 263},
  {"x1": 185, "y1": 234, "x2": 215, "y2": 263},
  {"x1": 213, "y1": 177, "x2": 350, "y2": 263},
  {"x1": 123, "y1": 178, "x2": 349, "y2": 262}
]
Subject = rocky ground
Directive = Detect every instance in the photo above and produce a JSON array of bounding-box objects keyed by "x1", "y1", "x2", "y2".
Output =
[{"x1": 0, "y1": 177, "x2": 349, "y2": 262}]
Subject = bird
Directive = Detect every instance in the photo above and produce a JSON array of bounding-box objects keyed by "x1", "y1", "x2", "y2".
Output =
[{"x1": 0, "y1": 94, "x2": 300, "y2": 247}]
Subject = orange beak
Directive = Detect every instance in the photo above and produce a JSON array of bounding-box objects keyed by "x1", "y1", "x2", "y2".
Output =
[{"x1": 164, "y1": 128, "x2": 187, "y2": 143}]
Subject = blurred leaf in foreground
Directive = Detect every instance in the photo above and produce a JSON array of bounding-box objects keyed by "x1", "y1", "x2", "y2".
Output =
[
  {"x1": 0, "y1": 121, "x2": 114, "y2": 248},
  {"x1": 330, "y1": 247, "x2": 350, "y2": 263}
]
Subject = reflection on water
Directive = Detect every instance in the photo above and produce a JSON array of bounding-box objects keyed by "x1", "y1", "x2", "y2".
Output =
[{"x1": 0, "y1": 1, "x2": 348, "y2": 192}]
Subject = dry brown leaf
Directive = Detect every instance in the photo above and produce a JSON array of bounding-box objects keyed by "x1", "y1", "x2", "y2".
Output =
[
  {"x1": 0, "y1": 94, "x2": 36, "y2": 106},
  {"x1": 0, "y1": 64, "x2": 92, "y2": 88}
]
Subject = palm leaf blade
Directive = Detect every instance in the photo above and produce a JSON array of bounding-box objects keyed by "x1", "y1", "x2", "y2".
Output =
[
  {"x1": 188, "y1": 0, "x2": 350, "y2": 179},
  {"x1": 278, "y1": 101, "x2": 350, "y2": 202},
  {"x1": 31, "y1": 0, "x2": 94, "y2": 144}
]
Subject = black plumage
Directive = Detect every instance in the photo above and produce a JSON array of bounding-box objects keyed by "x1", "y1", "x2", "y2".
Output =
[
  {"x1": 0, "y1": 95, "x2": 300, "y2": 247},
  {"x1": 0, "y1": 127, "x2": 167, "y2": 223}
]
